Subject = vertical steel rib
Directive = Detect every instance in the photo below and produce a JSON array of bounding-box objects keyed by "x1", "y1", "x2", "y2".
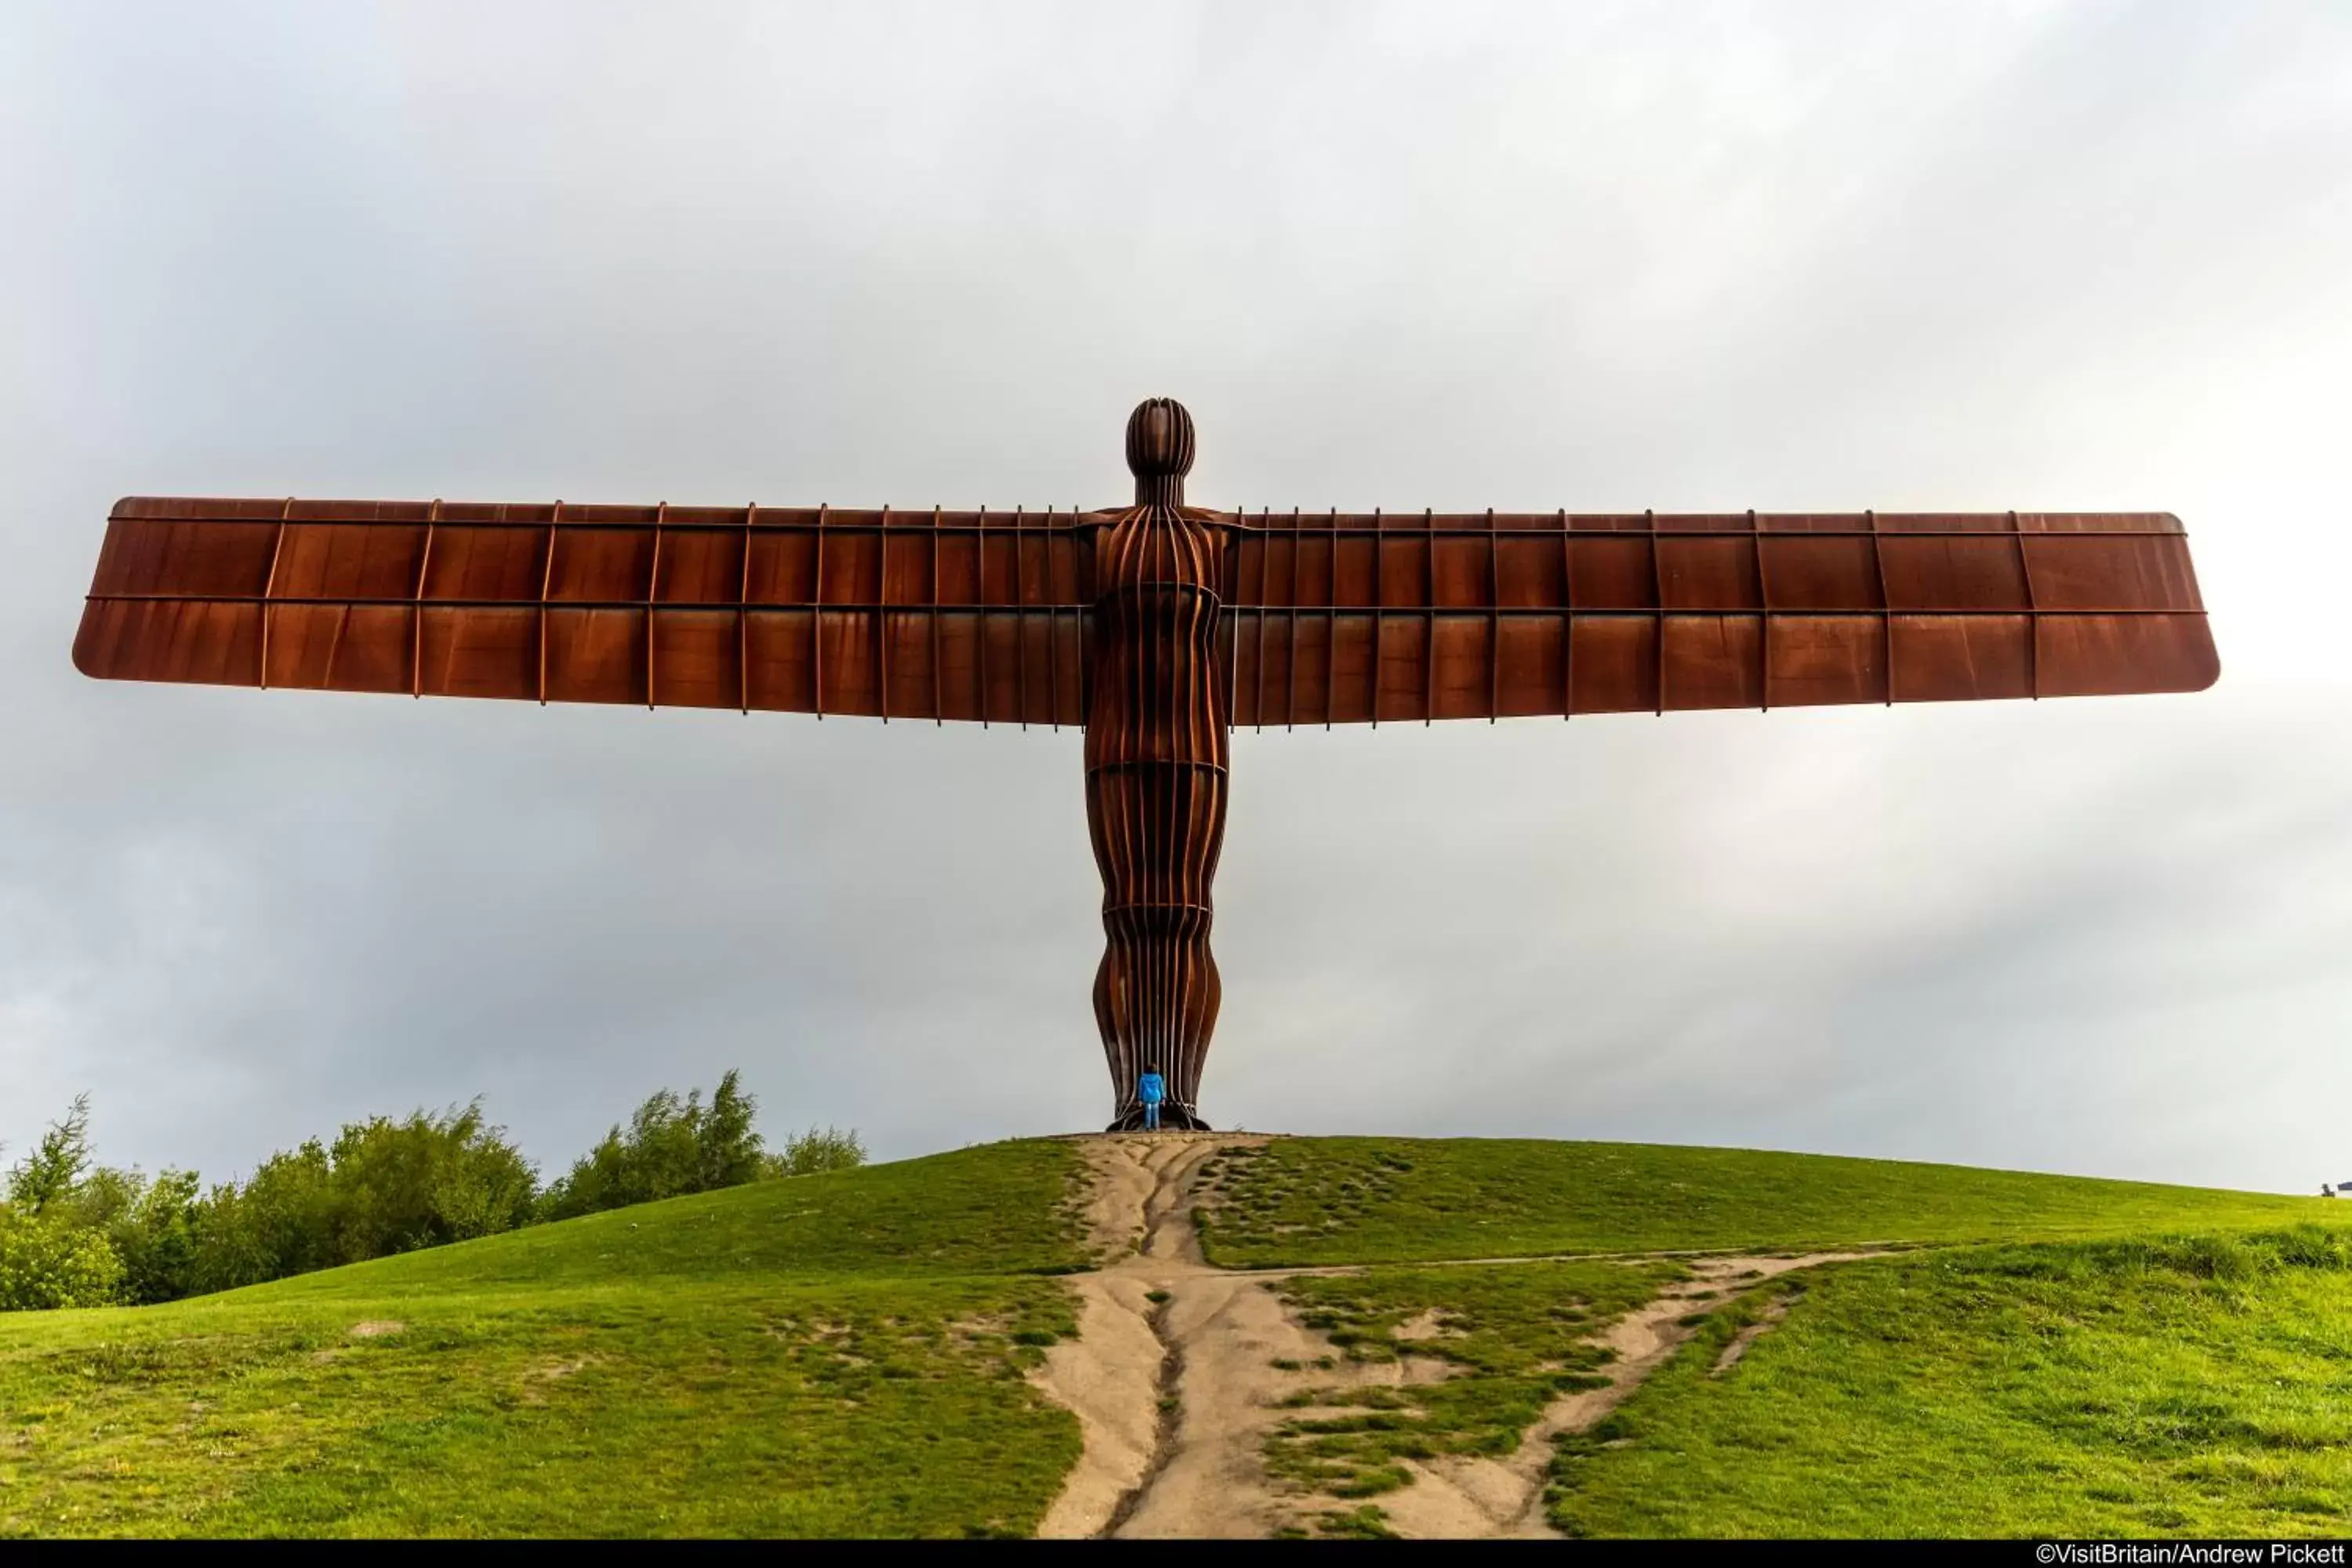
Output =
[
  {"x1": 1371, "y1": 506, "x2": 1384, "y2": 729},
  {"x1": 537, "y1": 502, "x2": 561, "y2": 706},
  {"x1": 1486, "y1": 506, "x2": 1499, "y2": 722},
  {"x1": 1287, "y1": 507, "x2": 1300, "y2": 731},
  {"x1": 1648, "y1": 508, "x2": 1664, "y2": 717},
  {"x1": 1423, "y1": 508, "x2": 1435, "y2": 725},
  {"x1": 1253, "y1": 508, "x2": 1268, "y2": 733},
  {"x1": 1013, "y1": 505, "x2": 1029, "y2": 730},
  {"x1": 411, "y1": 499, "x2": 439, "y2": 699},
  {"x1": 2013, "y1": 509, "x2": 2042, "y2": 700},
  {"x1": 647, "y1": 501, "x2": 666, "y2": 710},
  {"x1": 1047, "y1": 506, "x2": 1062, "y2": 731},
  {"x1": 1326, "y1": 506, "x2": 1338, "y2": 729},
  {"x1": 1869, "y1": 509, "x2": 1892, "y2": 705},
  {"x1": 1232, "y1": 512, "x2": 1251, "y2": 738},
  {"x1": 740, "y1": 503, "x2": 757, "y2": 715},
  {"x1": 1752, "y1": 508, "x2": 1769, "y2": 713},
  {"x1": 259, "y1": 496, "x2": 292, "y2": 689},
  {"x1": 811, "y1": 503, "x2": 825, "y2": 720},
  {"x1": 1560, "y1": 508, "x2": 1574, "y2": 720},
  {"x1": 976, "y1": 506, "x2": 991, "y2": 728},
  {"x1": 877, "y1": 505, "x2": 891, "y2": 724},
  {"x1": 931, "y1": 505, "x2": 943, "y2": 724}
]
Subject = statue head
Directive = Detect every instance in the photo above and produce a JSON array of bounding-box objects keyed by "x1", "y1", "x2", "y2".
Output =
[{"x1": 1125, "y1": 398, "x2": 1195, "y2": 504}]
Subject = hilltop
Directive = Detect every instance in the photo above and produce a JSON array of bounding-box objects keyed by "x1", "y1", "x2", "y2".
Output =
[{"x1": 2, "y1": 1134, "x2": 2346, "y2": 1537}]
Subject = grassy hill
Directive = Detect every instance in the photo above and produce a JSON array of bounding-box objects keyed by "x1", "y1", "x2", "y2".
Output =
[
  {"x1": 0, "y1": 1142, "x2": 1091, "y2": 1537},
  {"x1": 1190, "y1": 1137, "x2": 2336, "y2": 1266},
  {"x1": 1553, "y1": 1232, "x2": 2352, "y2": 1537},
  {"x1": 3, "y1": 1134, "x2": 2347, "y2": 1537}
]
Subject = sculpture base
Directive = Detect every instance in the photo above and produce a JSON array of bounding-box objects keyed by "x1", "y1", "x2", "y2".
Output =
[{"x1": 1105, "y1": 1105, "x2": 1211, "y2": 1133}]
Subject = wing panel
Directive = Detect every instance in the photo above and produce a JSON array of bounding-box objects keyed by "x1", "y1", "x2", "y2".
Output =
[
  {"x1": 2024, "y1": 532, "x2": 2201, "y2": 612},
  {"x1": 1659, "y1": 537, "x2": 1762, "y2": 611},
  {"x1": 1891, "y1": 615, "x2": 2034, "y2": 702},
  {"x1": 418, "y1": 606, "x2": 536, "y2": 699},
  {"x1": 1494, "y1": 615, "x2": 1566, "y2": 718},
  {"x1": 77, "y1": 498, "x2": 1098, "y2": 725},
  {"x1": 550, "y1": 529, "x2": 655, "y2": 603},
  {"x1": 266, "y1": 603, "x2": 413, "y2": 694},
  {"x1": 544, "y1": 608, "x2": 648, "y2": 704},
  {"x1": 274, "y1": 521, "x2": 428, "y2": 599},
  {"x1": 654, "y1": 529, "x2": 744, "y2": 604},
  {"x1": 1569, "y1": 618, "x2": 1660, "y2": 714},
  {"x1": 650, "y1": 608, "x2": 742, "y2": 709},
  {"x1": 2039, "y1": 612, "x2": 2219, "y2": 696},
  {"x1": 1766, "y1": 615, "x2": 1886, "y2": 707},
  {"x1": 74, "y1": 597, "x2": 260, "y2": 684},
  {"x1": 1568, "y1": 536, "x2": 1658, "y2": 609},
  {"x1": 1217, "y1": 510, "x2": 2214, "y2": 725}
]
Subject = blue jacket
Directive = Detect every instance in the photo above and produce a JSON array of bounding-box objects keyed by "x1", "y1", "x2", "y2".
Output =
[{"x1": 1138, "y1": 1071, "x2": 1167, "y2": 1105}]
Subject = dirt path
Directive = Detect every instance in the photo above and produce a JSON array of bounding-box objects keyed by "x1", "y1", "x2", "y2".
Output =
[
  {"x1": 1029, "y1": 1134, "x2": 1878, "y2": 1540},
  {"x1": 1371, "y1": 1250, "x2": 1880, "y2": 1538}
]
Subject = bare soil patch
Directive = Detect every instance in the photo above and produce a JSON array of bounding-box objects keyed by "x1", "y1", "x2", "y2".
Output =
[{"x1": 1031, "y1": 1138, "x2": 1883, "y2": 1539}]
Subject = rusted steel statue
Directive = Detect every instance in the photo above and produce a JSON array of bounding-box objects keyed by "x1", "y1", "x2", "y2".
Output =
[{"x1": 72, "y1": 399, "x2": 2219, "y2": 1131}]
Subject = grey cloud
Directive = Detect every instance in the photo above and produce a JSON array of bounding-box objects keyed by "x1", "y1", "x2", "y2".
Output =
[{"x1": 2, "y1": 1, "x2": 2347, "y2": 1192}]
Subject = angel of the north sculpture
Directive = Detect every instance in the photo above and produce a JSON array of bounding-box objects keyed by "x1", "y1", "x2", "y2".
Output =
[{"x1": 73, "y1": 398, "x2": 2218, "y2": 1131}]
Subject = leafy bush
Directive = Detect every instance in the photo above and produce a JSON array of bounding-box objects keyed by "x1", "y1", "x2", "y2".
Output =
[
  {"x1": 191, "y1": 1103, "x2": 539, "y2": 1293},
  {"x1": 539, "y1": 1071, "x2": 767, "y2": 1221},
  {"x1": 50, "y1": 1166, "x2": 202, "y2": 1305},
  {"x1": 1, "y1": 1075, "x2": 862, "y2": 1308},
  {"x1": 0, "y1": 1211, "x2": 122, "y2": 1310},
  {"x1": 766, "y1": 1125, "x2": 869, "y2": 1178}
]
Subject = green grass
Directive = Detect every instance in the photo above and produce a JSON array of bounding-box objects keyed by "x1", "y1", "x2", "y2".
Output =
[
  {"x1": 1550, "y1": 1230, "x2": 2352, "y2": 1537},
  {"x1": 1265, "y1": 1260, "x2": 1677, "y2": 1500},
  {"x1": 10, "y1": 1132, "x2": 2352, "y2": 1537},
  {"x1": 0, "y1": 1142, "x2": 1088, "y2": 1538},
  {"x1": 1197, "y1": 1138, "x2": 2343, "y2": 1269},
  {"x1": 263, "y1": 1139, "x2": 1093, "y2": 1296}
]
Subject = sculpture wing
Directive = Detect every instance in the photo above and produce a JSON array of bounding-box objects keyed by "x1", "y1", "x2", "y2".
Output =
[
  {"x1": 74, "y1": 498, "x2": 1096, "y2": 725},
  {"x1": 1216, "y1": 510, "x2": 2216, "y2": 727}
]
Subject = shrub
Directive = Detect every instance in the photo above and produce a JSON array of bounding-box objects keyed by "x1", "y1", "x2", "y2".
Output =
[
  {"x1": 51, "y1": 1167, "x2": 203, "y2": 1305},
  {"x1": 0, "y1": 1076, "x2": 860, "y2": 1307},
  {"x1": 191, "y1": 1139, "x2": 337, "y2": 1293},
  {"x1": 0, "y1": 1212, "x2": 122, "y2": 1311},
  {"x1": 322, "y1": 1103, "x2": 541, "y2": 1260},
  {"x1": 765, "y1": 1126, "x2": 869, "y2": 1178},
  {"x1": 190, "y1": 1104, "x2": 539, "y2": 1294}
]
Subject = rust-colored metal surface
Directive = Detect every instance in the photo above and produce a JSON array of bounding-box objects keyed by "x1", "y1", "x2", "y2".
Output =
[
  {"x1": 73, "y1": 401, "x2": 2220, "y2": 1128},
  {"x1": 75, "y1": 498, "x2": 1097, "y2": 724},
  {"x1": 1217, "y1": 507, "x2": 2215, "y2": 724},
  {"x1": 1086, "y1": 401, "x2": 1225, "y2": 1130}
]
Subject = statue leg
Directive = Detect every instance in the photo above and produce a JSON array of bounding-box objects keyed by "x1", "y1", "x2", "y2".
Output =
[{"x1": 1087, "y1": 762, "x2": 1224, "y2": 1131}]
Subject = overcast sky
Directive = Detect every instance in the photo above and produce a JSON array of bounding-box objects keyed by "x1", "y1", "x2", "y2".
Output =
[{"x1": 3, "y1": 1, "x2": 2348, "y2": 1195}]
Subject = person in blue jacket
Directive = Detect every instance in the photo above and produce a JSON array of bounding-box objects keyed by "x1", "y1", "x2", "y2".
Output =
[{"x1": 1137, "y1": 1066, "x2": 1167, "y2": 1131}]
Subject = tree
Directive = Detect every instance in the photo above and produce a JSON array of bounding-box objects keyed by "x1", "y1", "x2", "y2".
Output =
[
  {"x1": 539, "y1": 1071, "x2": 767, "y2": 1221},
  {"x1": 698, "y1": 1071, "x2": 764, "y2": 1191},
  {"x1": 52, "y1": 1165, "x2": 203, "y2": 1305},
  {"x1": 7, "y1": 1093, "x2": 93, "y2": 1214},
  {"x1": 190, "y1": 1139, "x2": 336, "y2": 1294},
  {"x1": 187, "y1": 1105, "x2": 539, "y2": 1294},
  {"x1": 321, "y1": 1102, "x2": 539, "y2": 1261}
]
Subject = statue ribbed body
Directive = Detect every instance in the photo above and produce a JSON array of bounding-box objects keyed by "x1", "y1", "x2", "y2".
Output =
[{"x1": 1085, "y1": 400, "x2": 1226, "y2": 1131}]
